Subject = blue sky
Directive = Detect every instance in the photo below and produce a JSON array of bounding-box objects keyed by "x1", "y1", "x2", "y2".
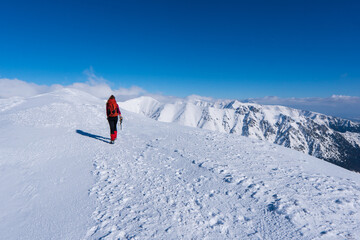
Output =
[{"x1": 0, "y1": 0, "x2": 359, "y2": 99}]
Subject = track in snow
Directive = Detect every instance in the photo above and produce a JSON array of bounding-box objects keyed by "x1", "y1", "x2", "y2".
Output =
[
  {"x1": 81, "y1": 110, "x2": 360, "y2": 240},
  {"x1": 85, "y1": 133, "x2": 299, "y2": 239}
]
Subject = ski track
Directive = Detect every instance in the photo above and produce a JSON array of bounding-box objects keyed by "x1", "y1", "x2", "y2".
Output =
[{"x1": 83, "y1": 114, "x2": 360, "y2": 240}]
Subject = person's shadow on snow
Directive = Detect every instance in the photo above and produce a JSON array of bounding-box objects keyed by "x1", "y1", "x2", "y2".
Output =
[{"x1": 76, "y1": 130, "x2": 110, "y2": 144}]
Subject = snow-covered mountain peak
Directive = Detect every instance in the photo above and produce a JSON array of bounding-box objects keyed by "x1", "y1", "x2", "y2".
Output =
[
  {"x1": 223, "y1": 99, "x2": 244, "y2": 110},
  {"x1": 120, "y1": 96, "x2": 161, "y2": 116}
]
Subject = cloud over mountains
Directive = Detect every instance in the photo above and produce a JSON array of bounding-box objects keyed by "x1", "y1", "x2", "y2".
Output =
[
  {"x1": 0, "y1": 75, "x2": 359, "y2": 121},
  {"x1": 0, "y1": 78, "x2": 145, "y2": 101},
  {"x1": 0, "y1": 67, "x2": 146, "y2": 100},
  {"x1": 246, "y1": 95, "x2": 360, "y2": 121}
]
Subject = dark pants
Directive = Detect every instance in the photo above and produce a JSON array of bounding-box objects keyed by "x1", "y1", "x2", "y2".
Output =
[{"x1": 107, "y1": 116, "x2": 118, "y2": 134}]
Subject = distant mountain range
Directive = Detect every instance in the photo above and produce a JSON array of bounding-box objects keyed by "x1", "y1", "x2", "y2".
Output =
[{"x1": 121, "y1": 96, "x2": 360, "y2": 172}]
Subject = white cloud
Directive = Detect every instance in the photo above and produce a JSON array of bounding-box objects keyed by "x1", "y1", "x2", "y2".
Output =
[
  {"x1": 78, "y1": 67, "x2": 146, "y2": 100},
  {"x1": 0, "y1": 78, "x2": 62, "y2": 98},
  {"x1": 0, "y1": 68, "x2": 146, "y2": 101},
  {"x1": 113, "y1": 86, "x2": 147, "y2": 101},
  {"x1": 0, "y1": 78, "x2": 146, "y2": 101},
  {"x1": 83, "y1": 66, "x2": 107, "y2": 85},
  {"x1": 246, "y1": 95, "x2": 360, "y2": 121},
  {"x1": 68, "y1": 82, "x2": 113, "y2": 99}
]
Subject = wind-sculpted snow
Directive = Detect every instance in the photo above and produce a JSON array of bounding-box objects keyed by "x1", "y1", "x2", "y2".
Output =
[
  {"x1": 1, "y1": 88, "x2": 360, "y2": 239},
  {"x1": 121, "y1": 96, "x2": 360, "y2": 172}
]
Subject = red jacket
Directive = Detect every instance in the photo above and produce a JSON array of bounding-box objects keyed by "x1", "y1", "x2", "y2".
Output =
[{"x1": 106, "y1": 99, "x2": 121, "y2": 117}]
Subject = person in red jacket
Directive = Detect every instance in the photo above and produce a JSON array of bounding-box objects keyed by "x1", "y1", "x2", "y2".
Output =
[{"x1": 106, "y1": 95, "x2": 122, "y2": 144}]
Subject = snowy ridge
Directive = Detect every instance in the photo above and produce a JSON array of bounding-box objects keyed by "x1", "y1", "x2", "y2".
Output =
[
  {"x1": 121, "y1": 96, "x2": 360, "y2": 172},
  {"x1": 1, "y1": 88, "x2": 360, "y2": 239}
]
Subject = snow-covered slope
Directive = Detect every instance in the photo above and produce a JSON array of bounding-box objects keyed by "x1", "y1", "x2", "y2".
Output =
[
  {"x1": 121, "y1": 96, "x2": 360, "y2": 172},
  {"x1": 1, "y1": 89, "x2": 360, "y2": 239}
]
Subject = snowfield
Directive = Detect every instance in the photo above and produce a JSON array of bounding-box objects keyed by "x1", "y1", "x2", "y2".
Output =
[{"x1": 1, "y1": 88, "x2": 360, "y2": 239}]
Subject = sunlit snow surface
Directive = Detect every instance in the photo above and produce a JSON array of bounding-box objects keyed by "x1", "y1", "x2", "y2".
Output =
[{"x1": 1, "y1": 88, "x2": 360, "y2": 239}]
